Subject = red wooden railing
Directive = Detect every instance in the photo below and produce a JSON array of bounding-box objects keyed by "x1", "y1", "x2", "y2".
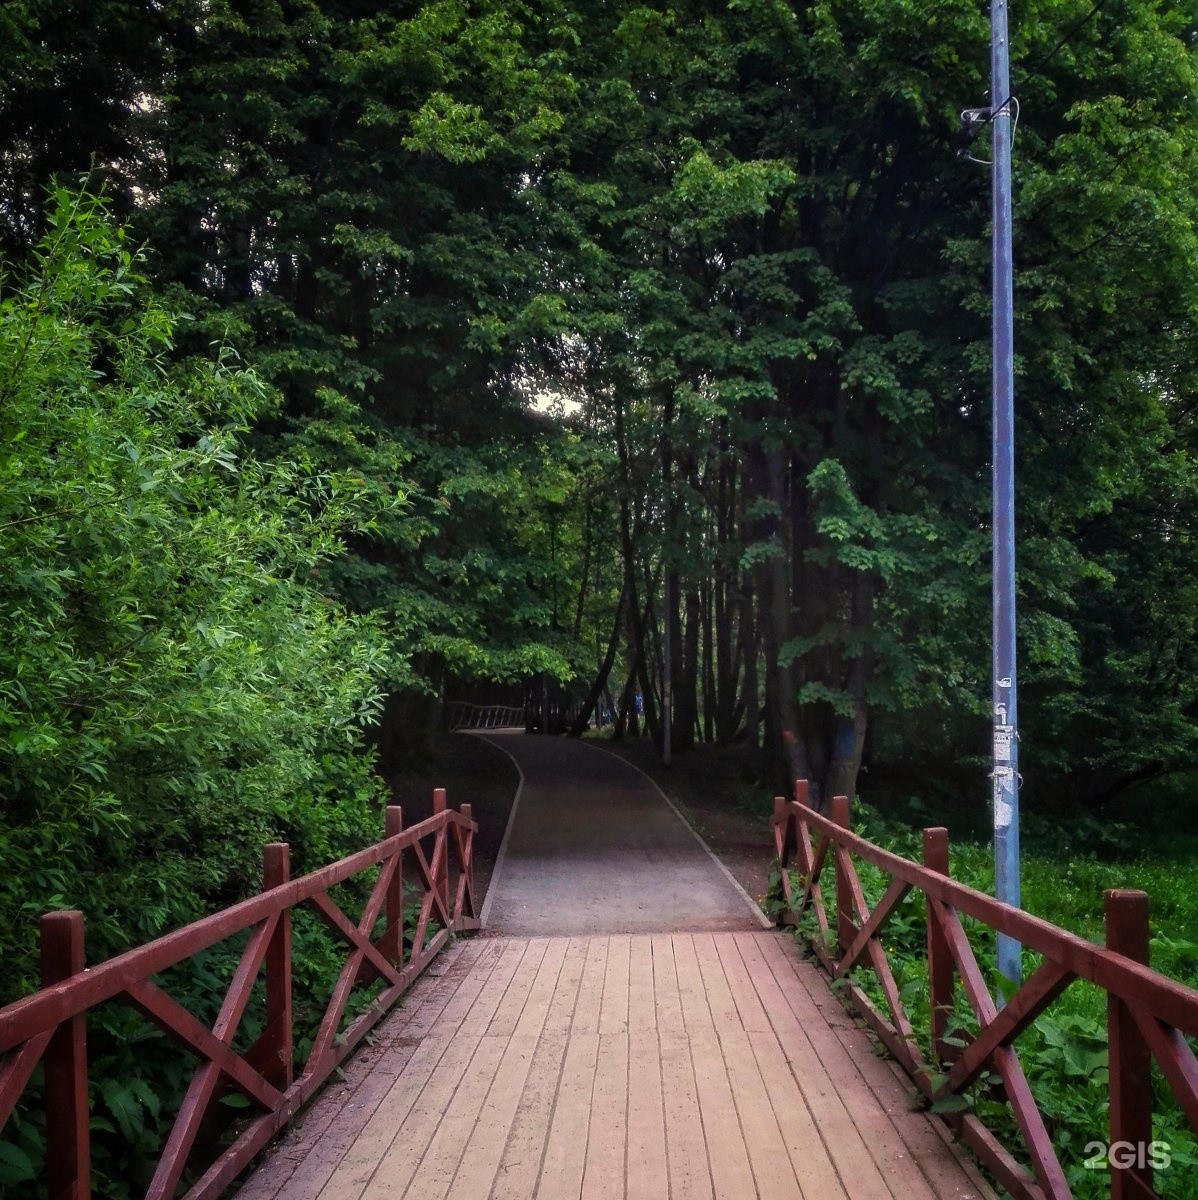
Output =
[
  {"x1": 772, "y1": 782, "x2": 1198, "y2": 1200},
  {"x1": 0, "y1": 790, "x2": 478, "y2": 1200}
]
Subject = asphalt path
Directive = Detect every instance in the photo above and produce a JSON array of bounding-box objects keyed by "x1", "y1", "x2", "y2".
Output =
[{"x1": 476, "y1": 731, "x2": 771, "y2": 935}]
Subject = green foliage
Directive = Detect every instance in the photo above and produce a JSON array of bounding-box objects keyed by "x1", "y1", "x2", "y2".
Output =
[
  {"x1": 781, "y1": 802, "x2": 1198, "y2": 1197},
  {"x1": 6, "y1": 0, "x2": 1198, "y2": 807},
  {"x1": 5, "y1": 1, "x2": 1198, "y2": 1176},
  {"x1": 0, "y1": 191, "x2": 396, "y2": 997},
  {"x1": 0, "y1": 191, "x2": 405, "y2": 1195}
]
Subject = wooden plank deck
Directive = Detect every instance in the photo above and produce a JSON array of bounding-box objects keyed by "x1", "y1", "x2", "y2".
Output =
[{"x1": 236, "y1": 932, "x2": 994, "y2": 1200}]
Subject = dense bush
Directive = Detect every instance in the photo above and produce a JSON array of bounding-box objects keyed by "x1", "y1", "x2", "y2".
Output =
[{"x1": 0, "y1": 192, "x2": 401, "y2": 1001}]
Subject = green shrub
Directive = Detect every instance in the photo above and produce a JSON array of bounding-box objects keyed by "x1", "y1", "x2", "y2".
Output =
[{"x1": 0, "y1": 192, "x2": 407, "y2": 1197}]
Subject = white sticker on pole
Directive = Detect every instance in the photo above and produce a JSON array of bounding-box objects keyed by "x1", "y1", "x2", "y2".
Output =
[
  {"x1": 993, "y1": 767, "x2": 1015, "y2": 828},
  {"x1": 994, "y1": 724, "x2": 1013, "y2": 763}
]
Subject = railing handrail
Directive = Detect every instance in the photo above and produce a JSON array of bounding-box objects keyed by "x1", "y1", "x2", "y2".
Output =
[
  {"x1": 0, "y1": 792, "x2": 480, "y2": 1200},
  {"x1": 785, "y1": 796, "x2": 1198, "y2": 1035},
  {"x1": 0, "y1": 809, "x2": 471, "y2": 1051},
  {"x1": 772, "y1": 783, "x2": 1198, "y2": 1200},
  {"x1": 445, "y1": 701, "x2": 525, "y2": 730}
]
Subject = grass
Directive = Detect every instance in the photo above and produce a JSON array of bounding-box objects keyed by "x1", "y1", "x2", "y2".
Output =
[{"x1": 779, "y1": 796, "x2": 1198, "y2": 1199}]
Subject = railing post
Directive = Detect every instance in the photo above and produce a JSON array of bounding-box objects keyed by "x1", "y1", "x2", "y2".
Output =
[
  {"x1": 1106, "y1": 889, "x2": 1153, "y2": 1200},
  {"x1": 433, "y1": 787, "x2": 449, "y2": 915},
  {"x1": 384, "y1": 806, "x2": 404, "y2": 963},
  {"x1": 793, "y1": 780, "x2": 812, "y2": 878},
  {"x1": 263, "y1": 843, "x2": 293, "y2": 1091},
  {"x1": 923, "y1": 828, "x2": 954, "y2": 1066},
  {"x1": 41, "y1": 910, "x2": 90, "y2": 1200},
  {"x1": 830, "y1": 794, "x2": 853, "y2": 954},
  {"x1": 773, "y1": 795, "x2": 791, "y2": 865},
  {"x1": 459, "y1": 803, "x2": 474, "y2": 922}
]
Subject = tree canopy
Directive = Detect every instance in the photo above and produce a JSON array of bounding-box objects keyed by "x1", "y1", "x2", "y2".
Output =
[
  {"x1": 3, "y1": 5, "x2": 1198, "y2": 1186},
  {"x1": 3, "y1": 0, "x2": 1198, "y2": 903}
]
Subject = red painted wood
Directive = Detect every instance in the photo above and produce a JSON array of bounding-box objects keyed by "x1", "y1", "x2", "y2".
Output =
[
  {"x1": 845, "y1": 979, "x2": 920, "y2": 1071},
  {"x1": 383, "y1": 807, "x2": 404, "y2": 964},
  {"x1": 772, "y1": 796, "x2": 793, "y2": 873},
  {"x1": 863, "y1": 936, "x2": 920, "y2": 1053},
  {"x1": 263, "y1": 844, "x2": 292, "y2": 1091},
  {"x1": 797, "y1": 828, "x2": 831, "y2": 947},
  {"x1": 305, "y1": 889, "x2": 402, "y2": 1069},
  {"x1": 0, "y1": 800, "x2": 479, "y2": 1199},
  {"x1": 0, "y1": 809, "x2": 471, "y2": 1051},
  {"x1": 930, "y1": 904, "x2": 1068, "y2": 1190},
  {"x1": 923, "y1": 828, "x2": 955, "y2": 1066},
  {"x1": 905, "y1": 899, "x2": 1074, "y2": 1190},
  {"x1": 456, "y1": 803, "x2": 476, "y2": 921},
  {"x1": 411, "y1": 836, "x2": 452, "y2": 932},
  {"x1": 956, "y1": 1112, "x2": 1046, "y2": 1200},
  {"x1": 830, "y1": 795, "x2": 853, "y2": 953},
  {"x1": 1106, "y1": 889, "x2": 1154, "y2": 1200},
  {"x1": 783, "y1": 798, "x2": 1198, "y2": 1036},
  {"x1": 937, "y1": 960, "x2": 1074, "y2": 1097},
  {"x1": 827, "y1": 847, "x2": 921, "y2": 1067},
  {"x1": 992, "y1": 1044, "x2": 1072, "y2": 1197},
  {"x1": 433, "y1": 787, "x2": 449, "y2": 915},
  {"x1": 1128, "y1": 1008, "x2": 1198, "y2": 1130},
  {"x1": 148, "y1": 1057, "x2": 225, "y2": 1200},
  {"x1": 773, "y1": 789, "x2": 1198, "y2": 1200},
  {"x1": 124, "y1": 979, "x2": 282, "y2": 1111},
  {"x1": 0, "y1": 1029, "x2": 53, "y2": 1119},
  {"x1": 935, "y1": 901, "x2": 998, "y2": 1025},
  {"x1": 41, "y1": 910, "x2": 89, "y2": 1200},
  {"x1": 833, "y1": 878, "x2": 911, "y2": 978}
]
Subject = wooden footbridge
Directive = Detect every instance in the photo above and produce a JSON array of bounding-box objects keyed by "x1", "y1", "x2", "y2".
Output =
[{"x1": 2, "y1": 736, "x2": 1198, "y2": 1200}]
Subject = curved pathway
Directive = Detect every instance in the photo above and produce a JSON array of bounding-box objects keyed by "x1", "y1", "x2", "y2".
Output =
[
  {"x1": 236, "y1": 731, "x2": 995, "y2": 1200},
  {"x1": 477, "y1": 732, "x2": 770, "y2": 935}
]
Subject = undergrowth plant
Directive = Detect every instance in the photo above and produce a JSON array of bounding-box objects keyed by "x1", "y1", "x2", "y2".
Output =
[{"x1": 771, "y1": 801, "x2": 1198, "y2": 1199}]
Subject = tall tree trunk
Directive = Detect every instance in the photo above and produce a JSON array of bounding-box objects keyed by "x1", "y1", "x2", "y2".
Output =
[
  {"x1": 635, "y1": 555, "x2": 663, "y2": 745},
  {"x1": 568, "y1": 580, "x2": 627, "y2": 737},
  {"x1": 739, "y1": 583, "x2": 761, "y2": 776},
  {"x1": 674, "y1": 585, "x2": 700, "y2": 752},
  {"x1": 757, "y1": 444, "x2": 812, "y2": 796},
  {"x1": 572, "y1": 500, "x2": 594, "y2": 642},
  {"x1": 823, "y1": 548, "x2": 874, "y2": 799},
  {"x1": 614, "y1": 658, "x2": 640, "y2": 740},
  {"x1": 701, "y1": 578, "x2": 715, "y2": 744}
]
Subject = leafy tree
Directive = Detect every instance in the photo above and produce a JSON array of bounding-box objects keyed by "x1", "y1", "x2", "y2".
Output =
[
  {"x1": 523, "y1": 0, "x2": 1198, "y2": 815},
  {"x1": 0, "y1": 191, "x2": 396, "y2": 1000},
  {"x1": 0, "y1": 1, "x2": 168, "y2": 256},
  {"x1": 123, "y1": 1, "x2": 596, "y2": 737},
  {"x1": 6, "y1": 0, "x2": 1198, "y2": 820}
]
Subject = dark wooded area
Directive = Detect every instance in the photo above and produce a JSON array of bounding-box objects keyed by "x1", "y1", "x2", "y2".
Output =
[{"x1": 3, "y1": 12, "x2": 1198, "y2": 1186}]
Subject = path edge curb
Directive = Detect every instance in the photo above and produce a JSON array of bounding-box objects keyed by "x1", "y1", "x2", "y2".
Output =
[
  {"x1": 585, "y1": 741, "x2": 774, "y2": 930},
  {"x1": 469, "y1": 730, "x2": 526, "y2": 929}
]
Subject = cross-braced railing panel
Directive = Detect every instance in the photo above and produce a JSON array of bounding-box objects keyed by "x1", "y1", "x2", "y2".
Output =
[
  {"x1": 445, "y1": 701, "x2": 524, "y2": 730},
  {"x1": 0, "y1": 794, "x2": 479, "y2": 1200},
  {"x1": 772, "y1": 783, "x2": 1198, "y2": 1200}
]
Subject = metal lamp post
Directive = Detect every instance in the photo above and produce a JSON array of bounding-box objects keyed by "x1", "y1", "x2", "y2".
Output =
[{"x1": 991, "y1": 0, "x2": 1021, "y2": 990}]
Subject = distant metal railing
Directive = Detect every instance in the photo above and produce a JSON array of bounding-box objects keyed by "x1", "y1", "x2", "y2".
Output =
[{"x1": 446, "y1": 702, "x2": 524, "y2": 731}]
